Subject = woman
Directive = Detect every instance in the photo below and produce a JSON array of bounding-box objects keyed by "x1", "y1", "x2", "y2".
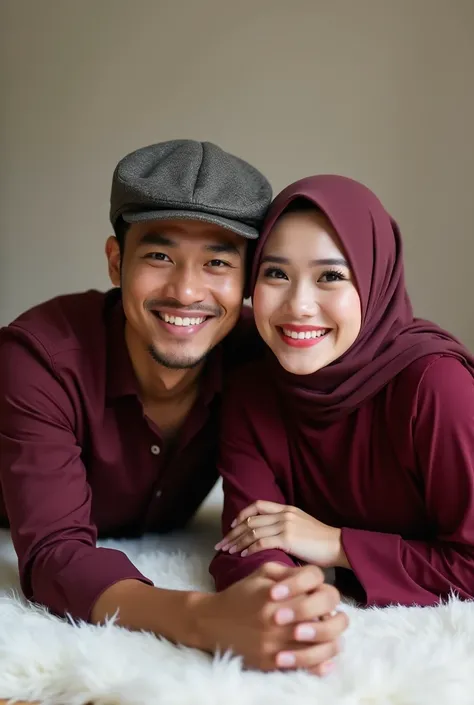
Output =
[{"x1": 211, "y1": 175, "x2": 474, "y2": 609}]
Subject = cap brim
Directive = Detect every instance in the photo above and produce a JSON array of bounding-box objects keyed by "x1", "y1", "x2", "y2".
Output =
[{"x1": 122, "y1": 209, "x2": 259, "y2": 240}]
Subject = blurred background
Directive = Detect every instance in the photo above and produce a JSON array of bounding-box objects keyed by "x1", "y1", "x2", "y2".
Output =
[{"x1": 1, "y1": 0, "x2": 473, "y2": 347}]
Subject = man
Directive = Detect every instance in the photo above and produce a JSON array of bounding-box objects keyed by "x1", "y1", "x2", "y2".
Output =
[{"x1": 0, "y1": 140, "x2": 347, "y2": 674}]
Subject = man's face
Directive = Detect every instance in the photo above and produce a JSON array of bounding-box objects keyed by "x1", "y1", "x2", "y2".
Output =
[{"x1": 106, "y1": 219, "x2": 247, "y2": 369}]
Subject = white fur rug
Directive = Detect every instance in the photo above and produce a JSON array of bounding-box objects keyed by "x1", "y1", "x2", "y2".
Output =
[{"x1": 1, "y1": 484, "x2": 473, "y2": 705}]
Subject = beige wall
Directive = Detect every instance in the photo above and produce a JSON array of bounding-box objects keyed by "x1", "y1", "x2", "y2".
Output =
[{"x1": 1, "y1": 0, "x2": 473, "y2": 347}]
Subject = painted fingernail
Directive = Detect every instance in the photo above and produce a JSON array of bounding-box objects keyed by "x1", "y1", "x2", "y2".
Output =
[
  {"x1": 231, "y1": 519, "x2": 237, "y2": 528},
  {"x1": 241, "y1": 549, "x2": 248, "y2": 557},
  {"x1": 275, "y1": 608, "x2": 294, "y2": 625},
  {"x1": 295, "y1": 624, "x2": 316, "y2": 640},
  {"x1": 322, "y1": 660, "x2": 335, "y2": 675},
  {"x1": 277, "y1": 652, "x2": 296, "y2": 668},
  {"x1": 271, "y1": 584, "x2": 290, "y2": 600}
]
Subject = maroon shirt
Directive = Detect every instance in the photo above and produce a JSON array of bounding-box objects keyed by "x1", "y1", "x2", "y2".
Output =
[
  {"x1": 210, "y1": 354, "x2": 474, "y2": 606},
  {"x1": 0, "y1": 289, "x2": 260, "y2": 621}
]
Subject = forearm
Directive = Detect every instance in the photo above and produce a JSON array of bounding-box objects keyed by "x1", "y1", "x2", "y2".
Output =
[
  {"x1": 341, "y1": 528, "x2": 474, "y2": 606},
  {"x1": 91, "y1": 579, "x2": 212, "y2": 651}
]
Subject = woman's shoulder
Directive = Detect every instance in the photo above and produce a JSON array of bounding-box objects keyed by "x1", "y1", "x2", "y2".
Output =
[{"x1": 387, "y1": 353, "x2": 474, "y2": 414}]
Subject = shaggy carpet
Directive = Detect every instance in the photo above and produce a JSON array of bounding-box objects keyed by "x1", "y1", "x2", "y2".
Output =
[{"x1": 0, "y1": 485, "x2": 473, "y2": 705}]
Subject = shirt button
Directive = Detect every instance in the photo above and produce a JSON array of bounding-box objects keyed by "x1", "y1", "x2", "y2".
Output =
[
  {"x1": 151, "y1": 445, "x2": 160, "y2": 455},
  {"x1": 155, "y1": 490, "x2": 162, "y2": 498}
]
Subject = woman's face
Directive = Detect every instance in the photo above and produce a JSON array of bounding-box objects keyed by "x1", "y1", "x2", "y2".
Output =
[{"x1": 253, "y1": 209, "x2": 362, "y2": 375}]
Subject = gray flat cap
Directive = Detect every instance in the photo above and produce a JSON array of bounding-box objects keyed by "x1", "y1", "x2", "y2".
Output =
[{"x1": 110, "y1": 139, "x2": 272, "y2": 239}]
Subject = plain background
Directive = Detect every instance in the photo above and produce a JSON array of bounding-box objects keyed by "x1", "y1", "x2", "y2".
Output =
[{"x1": 1, "y1": 0, "x2": 473, "y2": 347}]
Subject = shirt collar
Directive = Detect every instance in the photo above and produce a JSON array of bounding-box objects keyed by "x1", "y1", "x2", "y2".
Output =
[{"x1": 106, "y1": 293, "x2": 140, "y2": 399}]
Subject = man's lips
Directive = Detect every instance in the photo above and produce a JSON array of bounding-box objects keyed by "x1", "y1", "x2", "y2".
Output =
[
  {"x1": 155, "y1": 311, "x2": 208, "y2": 327},
  {"x1": 150, "y1": 310, "x2": 214, "y2": 337}
]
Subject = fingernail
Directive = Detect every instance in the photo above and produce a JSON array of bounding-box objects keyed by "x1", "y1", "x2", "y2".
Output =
[
  {"x1": 231, "y1": 519, "x2": 237, "y2": 528},
  {"x1": 322, "y1": 660, "x2": 335, "y2": 675},
  {"x1": 220, "y1": 544, "x2": 229, "y2": 552},
  {"x1": 277, "y1": 652, "x2": 296, "y2": 668},
  {"x1": 295, "y1": 624, "x2": 316, "y2": 640},
  {"x1": 241, "y1": 549, "x2": 248, "y2": 557},
  {"x1": 275, "y1": 608, "x2": 294, "y2": 625},
  {"x1": 228, "y1": 546, "x2": 238, "y2": 554},
  {"x1": 271, "y1": 584, "x2": 290, "y2": 600}
]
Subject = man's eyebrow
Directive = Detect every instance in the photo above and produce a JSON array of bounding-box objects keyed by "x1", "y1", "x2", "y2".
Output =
[
  {"x1": 137, "y1": 232, "x2": 241, "y2": 256},
  {"x1": 205, "y1": 242, "x2": 241, "y2": 256},
  {"x1": 261, "y1": 255, "x2": 348, "y2": 266},
  {"x1": 138, "y1": 232, "x2": 177, "y2": 247}
]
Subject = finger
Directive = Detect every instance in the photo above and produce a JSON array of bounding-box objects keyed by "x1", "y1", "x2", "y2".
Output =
[
  {"x1": 228, "y1": 524, "x2": 284, "y2": 555},
  {"x1": 309, "y1": 660, "x2": 337, "y2": 677},
  {"x1": 214, "y1": 524, "x2": 248, "y2": 550},
  {"x1": 274, "y1": 584, "x2": 342, "y2": 625},
  {"x1": 230, "y1": 500, "x2": 287, "y2": 528},
  {"x1": 257, "y1": 562, "x2": 298, "y2": 582},
  {"x1": 270, "y1": 564, "x2": 325, "y2": 601},
  {"x1": 216, "y1": 514, "x2": 282, "y2": 550},
  {"x1": 276, "y1": 639, "x2": 340, "y2": 670},
  {"x1": 292, "y1": 612, "x2": 348, "y2": 643},
  {"x1": 241, "y1": 533, "x2": 286, "y2": 557}
]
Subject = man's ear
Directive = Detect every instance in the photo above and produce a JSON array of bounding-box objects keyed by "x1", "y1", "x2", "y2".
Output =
[{"x1": 105, "y1": 236, "x2": 121, "y2": 287}]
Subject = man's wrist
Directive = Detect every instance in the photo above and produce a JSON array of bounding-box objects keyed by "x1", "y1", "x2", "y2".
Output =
[{"x1": 185, "y1": 590, "x2": 217, "y2": 652}]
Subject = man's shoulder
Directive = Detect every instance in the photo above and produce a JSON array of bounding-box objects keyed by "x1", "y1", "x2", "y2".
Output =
[{"x1": 1, "y1": 289, "x2": 116, "y2": 359}]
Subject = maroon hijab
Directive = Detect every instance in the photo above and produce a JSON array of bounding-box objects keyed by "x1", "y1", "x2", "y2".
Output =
[{"x1": 249, "y1": 175, "x2": 474, "y2": 422}]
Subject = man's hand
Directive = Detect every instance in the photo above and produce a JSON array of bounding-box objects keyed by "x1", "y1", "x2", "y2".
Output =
[
  {"x1": 215, "y1": 500, "x2": 350, "y2": 569},
  {"x1": 191, "y1": 562, "x2": 348, "y2": 674}
]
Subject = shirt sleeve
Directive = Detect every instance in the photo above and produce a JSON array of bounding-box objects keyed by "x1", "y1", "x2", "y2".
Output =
[
  {"x1": 209, "y1": 377, "x2": 296, "y2": 591},
  {"x1": 341, "y1": 356, "x2": 474, "y2": 607},
  {"x1": 0, "y1": 328, "x2": 153, "y2": 621}
]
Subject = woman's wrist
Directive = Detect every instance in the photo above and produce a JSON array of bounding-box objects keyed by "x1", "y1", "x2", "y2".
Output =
[{"x1": 332, "y1": 528, "x2": 351, "y2": 569}]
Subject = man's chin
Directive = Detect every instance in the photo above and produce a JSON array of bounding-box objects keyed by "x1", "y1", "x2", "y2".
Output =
[{"x1": 147, "y1": 344, "x2": 208, "y2": 370}]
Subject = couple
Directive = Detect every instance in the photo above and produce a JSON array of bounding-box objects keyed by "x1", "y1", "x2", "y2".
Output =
[{"x1": 1, "y1": 140, "x2": 473, "y2": 675}]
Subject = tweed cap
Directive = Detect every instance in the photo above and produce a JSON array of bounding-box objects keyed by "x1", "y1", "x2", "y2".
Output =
[{"x1": 110, "y1": 139, "x2": 272, "y2": 239}]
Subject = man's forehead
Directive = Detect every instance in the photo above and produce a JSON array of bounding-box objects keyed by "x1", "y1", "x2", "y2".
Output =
[{"x1": 131, "y1": 219, "x2": 247, "y2": 250}]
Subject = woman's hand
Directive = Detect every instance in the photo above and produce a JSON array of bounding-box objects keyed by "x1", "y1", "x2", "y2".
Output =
[{"x1": 215, "y1": 500, "x2": 350, "y2": 569}]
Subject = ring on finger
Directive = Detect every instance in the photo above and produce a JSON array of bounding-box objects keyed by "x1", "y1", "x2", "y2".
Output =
[{"x1": 251, "y1": 528, "x2": 257, "y2": 539}]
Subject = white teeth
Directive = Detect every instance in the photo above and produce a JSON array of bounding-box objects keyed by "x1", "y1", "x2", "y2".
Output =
[
  {"x1": 282, "y1": 327, "x2": 328, "y2": 340},
  {"x1": 160, "y1": 313, "x2": 206, "y2": 326}
]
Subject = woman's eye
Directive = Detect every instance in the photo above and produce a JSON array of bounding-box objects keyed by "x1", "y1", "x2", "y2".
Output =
[
  {"x1": 263, "y1": 267, "x2": 288, "y2": 280},
  {"x1": 319, "y1": 269, "x2": 346, "y2": 283}
]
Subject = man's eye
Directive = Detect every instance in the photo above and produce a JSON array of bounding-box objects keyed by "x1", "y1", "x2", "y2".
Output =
[
  {"x1": 207, "y1": 259, "x2": 229, "y2": 268},
  {"x1": 146, "y1": 252, "x2": 171, "y2": 262}
]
